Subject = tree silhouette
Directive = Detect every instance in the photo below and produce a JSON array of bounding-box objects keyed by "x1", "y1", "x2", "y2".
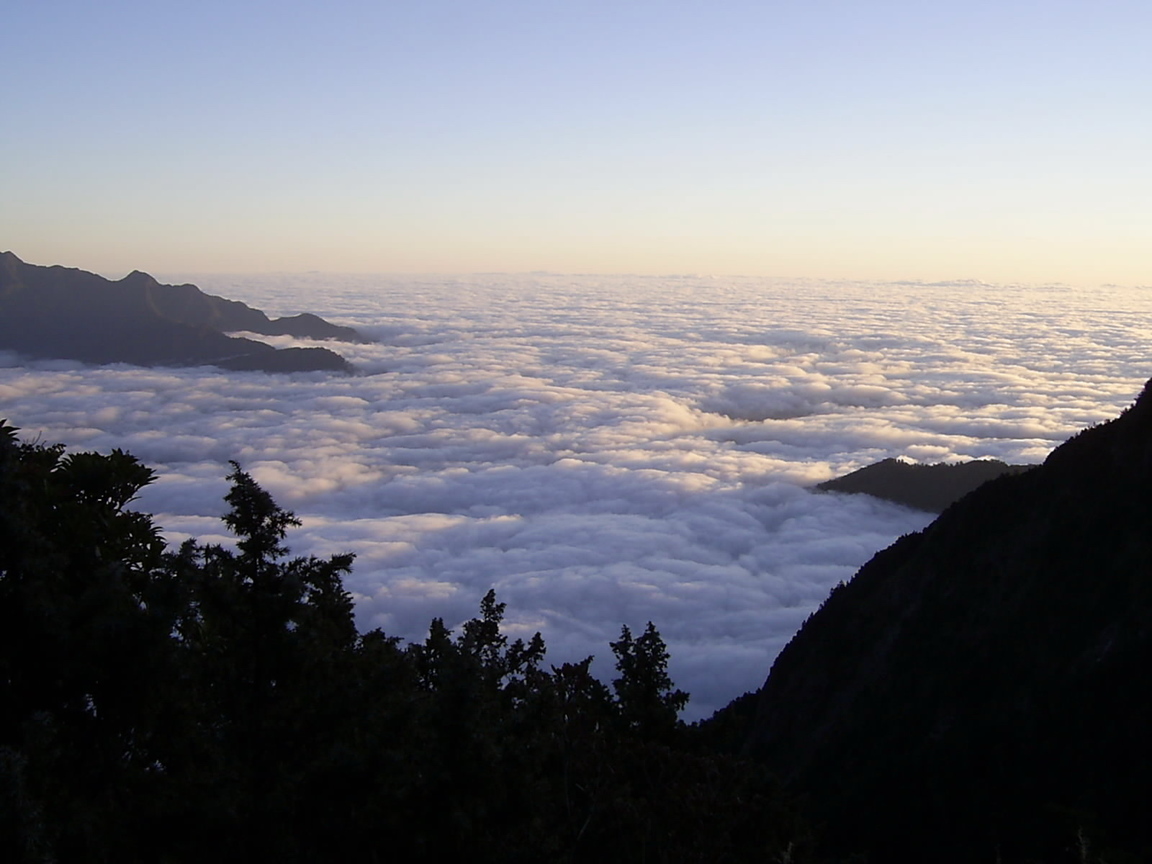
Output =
[
  {"x1": 0, "y1": 422, "x2": 812, "y2": 863},
  {"x1": 610, "y1": 621, "x2": 689, "y2": 739}
]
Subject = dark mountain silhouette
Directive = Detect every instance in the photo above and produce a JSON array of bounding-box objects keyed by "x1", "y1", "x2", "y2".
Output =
[
  {"x1": 744, "y1": 380, "x2": 1152, "y2": 862},
  {"x1": 0, "y1": 252, "x2": 365, "y2": 373},
  {"x1": 816, "y1": 457, "x2": 1033, "y2": 512}
]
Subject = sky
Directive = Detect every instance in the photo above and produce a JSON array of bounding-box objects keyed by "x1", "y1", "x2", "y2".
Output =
[
  {"x1": 4, "y1": 0, "x2": 1151, "y2": 282},
  {"x1": 3, "y1": 273, "x2": 1151, "y2": 718}
]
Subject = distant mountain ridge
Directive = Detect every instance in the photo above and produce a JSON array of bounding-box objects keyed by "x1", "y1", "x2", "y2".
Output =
[
  {"x1": 816, "y1": 457, "x2": 1033, "y2": 512},
  {"x1": 0, "y1": 252, "x2": 367, "y2": 372},
  {"x1": 745, "y1": 380, "x2": 1152, "y2": 861}
]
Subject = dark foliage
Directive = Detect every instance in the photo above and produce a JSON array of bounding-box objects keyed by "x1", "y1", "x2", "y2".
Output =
[{"x1": 0, "y1": 421, "x2": 811, "y2": 862}]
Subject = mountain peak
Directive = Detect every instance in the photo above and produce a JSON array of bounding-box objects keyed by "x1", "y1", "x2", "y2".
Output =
[{"x1": 0, "y1": 254, "x2": 369, "y2": 373}]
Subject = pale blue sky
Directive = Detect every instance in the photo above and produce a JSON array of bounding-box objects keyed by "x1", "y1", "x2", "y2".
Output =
[{"x1": 3, "y1": 0, "x2": 1150, "y2": 282}]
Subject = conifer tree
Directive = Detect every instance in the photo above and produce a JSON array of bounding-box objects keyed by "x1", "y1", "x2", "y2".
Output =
[{"x1": 610, "y1": 621, "x2": 689, "y2": 738}]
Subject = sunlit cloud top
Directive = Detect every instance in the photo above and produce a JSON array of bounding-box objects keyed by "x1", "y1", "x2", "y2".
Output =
[
  {"x1": 3, "y1": 1, "x2": 1151, "y2": 283},
  {"x1": 3, "y1": 273, "x2": 1150, "y2": 718}
]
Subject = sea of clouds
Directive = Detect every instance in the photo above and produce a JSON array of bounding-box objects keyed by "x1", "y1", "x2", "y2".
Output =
[{"x1": 2, "y1": 274, "x2": 1150, "y2": 719}]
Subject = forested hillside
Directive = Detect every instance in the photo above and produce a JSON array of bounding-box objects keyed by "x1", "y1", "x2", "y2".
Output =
[{"x1": 747, "y1": 380, "x2": 1152, "y2": 862}]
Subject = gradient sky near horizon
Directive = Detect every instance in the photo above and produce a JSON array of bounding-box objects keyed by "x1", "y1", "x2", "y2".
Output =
[{"x1": 4, "y1": 0, "x2": 1150, "y2": 283}]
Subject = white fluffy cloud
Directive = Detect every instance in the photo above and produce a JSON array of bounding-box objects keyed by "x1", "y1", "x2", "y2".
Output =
[{"x1": 2, "y1": 274, "x2": 1149, "y2": 719}]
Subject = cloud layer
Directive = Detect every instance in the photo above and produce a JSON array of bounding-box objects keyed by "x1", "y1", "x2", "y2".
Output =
[{"x1": 3, "y1": 274, "x2": 1149, "y2": 719}]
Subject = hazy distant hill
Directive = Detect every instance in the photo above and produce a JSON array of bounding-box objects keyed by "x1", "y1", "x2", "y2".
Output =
[
  {"x1": 816, "y1": 457, "x2": 1032, "y2": 512},
  {"x1": 745, "y1": 381, "x2": 1152, "y2": 861},
  {"x1": 0, "y1": 252, "x2": 365, "y2": 373}
]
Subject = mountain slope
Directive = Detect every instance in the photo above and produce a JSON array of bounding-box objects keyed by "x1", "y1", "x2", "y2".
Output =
[
  {"x1": 746, "y1": 381, "x2": 1152, "y2": 862},
  {"x1": 0, "y1": 252, "x2": 363, "y2": 372}
]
